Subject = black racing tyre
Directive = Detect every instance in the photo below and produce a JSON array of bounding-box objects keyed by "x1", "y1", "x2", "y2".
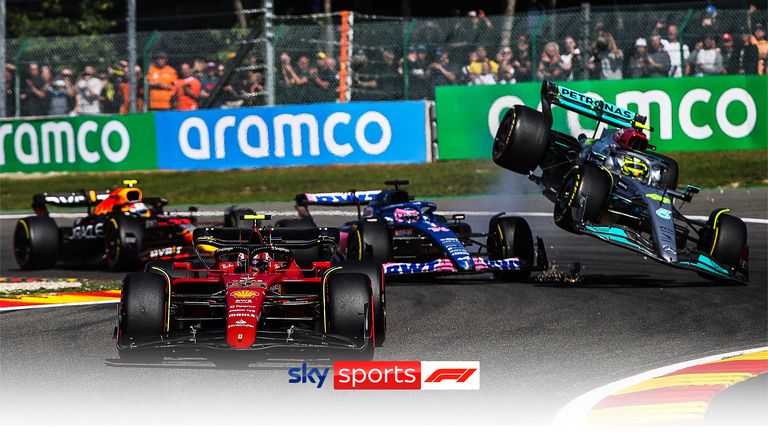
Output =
[
  {"x1": 553, "y1": 165, "x2": 611, "y2": 232},
  {"x1": 105, "y1": 215, "x2": 145, "y2": 271},
  {"x1": 13, "y1": 216, "x2": 59, "y2": 270},
  {"x1": 487, "y1": 216, "x2": 534, "y2": 282},
  {"x1": 275, "y1": 218, "x2": 317, "y2": 228},
  {"x1": 652, "y1": 153, "x2": 679, "y2": 190},
  {"x1": 698, "y1": 209, "x2": 747, "y2": 269},
  {"x1": 224, "y1": 208, "x2": 255, "y2": 229},
  {"x1": 492, "y1": 105, "x2": 550, "y2": 174},
  {"x1": 325, "y1": 272, "x2": 374, "y2": 359},
  {"x1": 117, "y1": 272, "x2": 167, "y2": 361},
  {"x1": 347, "y1": 220, "x2": 393, "y2": 262},
  {"x1": 337, "y1": 261, "x2": 386, "y2": 346}
]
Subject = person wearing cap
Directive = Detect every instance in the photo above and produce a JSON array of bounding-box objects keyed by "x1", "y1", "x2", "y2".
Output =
[
  {"x1": 691, "y1": 34, "x2": 723, "y2": 76},
  {"x1": 628, "y1": 38, "x2": 649, "y2": 78},
  {"x1": 405, "y1": 44, "x2": 430, "y2": 99},
  {"x1": 147, "y1": 52, "x2": 178, "y2": 111},
  {"x1": 72, "y1": 65, "x2": 104, "y2": 115},
  {"x1": 720, "y1": 33, "x2": 739, "y2": 74},
  {"x1": 429, "y1": 47, "x2": 460, "y2": 93}
]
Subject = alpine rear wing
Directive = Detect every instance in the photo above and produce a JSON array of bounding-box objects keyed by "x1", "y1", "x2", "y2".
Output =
[
  {"x1": 295, "y1": 190, "x2": 382, "y2": 207},
  {"x1": 32, "y1": 190, "x2": 111, "y2": 214},
  {"x1": 541, "y1": 81, "x2": 653, "y2": 133},
  {"x1": 294, "y1": 190, "x2": 382, "y2": 222}
]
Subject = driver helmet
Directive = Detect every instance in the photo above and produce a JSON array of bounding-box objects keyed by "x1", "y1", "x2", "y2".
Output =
[
  {"x1": 252, "y1": 252, "x2": 272, "y2": 273},
  {"x1": 615, "y1": 128, "x2": 649, "y2": 152},
  {"x1": 123, "y1": 201, "x2": 150, "y2": 217},
  {"x1": 394, "y1": 207, "x2": 420, "y2": 224}
]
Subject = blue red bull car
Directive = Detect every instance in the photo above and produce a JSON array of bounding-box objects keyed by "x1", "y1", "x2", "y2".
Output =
[{"x1": 293, "y1": 180, "x2": 548, "y2": 281}]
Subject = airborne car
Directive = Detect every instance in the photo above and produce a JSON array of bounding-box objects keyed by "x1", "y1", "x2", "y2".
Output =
[
  {"x1": 116, "y1": 216, "x2": 384, "y2": 362},
  {"x1": 13, "y1": 180, "x2": 196, "y2": 271},
  {"x1": 292, "y1": 181, "x2": 547, "y2": 281},
  {"x1": 491, "y1": 81, "x2": 748, "y2": 283}
]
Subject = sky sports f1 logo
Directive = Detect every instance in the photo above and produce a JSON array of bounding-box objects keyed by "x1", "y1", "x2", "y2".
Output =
[
  {"x1": 287, "y1": 361, "x2": 479, "y2": 390},
  {"x1": 334, "y1": 361, "x2": 479, "y2": 390}
]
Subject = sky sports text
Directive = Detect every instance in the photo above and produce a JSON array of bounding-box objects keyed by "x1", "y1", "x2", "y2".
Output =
[{"x1": 288, "y1": 361, "x2": 479, "y2": 390}]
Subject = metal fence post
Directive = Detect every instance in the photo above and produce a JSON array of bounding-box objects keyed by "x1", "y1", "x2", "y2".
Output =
[
  {"x1": 265, "y1": 0, "x2": 275, "y2": 106},
  {"x1": 127, "y1": 0, "x2": 137, "y2": 113},
  {"x1": 531, "y1": 15, "x2": 546, "y2": 81},
  {"x1": 13, "y1": 37, "x2": 28, "y2": 117},
  {"x1": 141, "y1": 31, "x2": 159, "y2": 112},
  {"x1": 0, "y1": 0, "x2": 6, "y2": 118},
  {"x1": 402, "y1": 19, "x2": 417, "y2": 100},
  {"x1": 581, "y1": 2, "x2": 590, "y2": 80},
  {"x1": 678, "y1": 9, "x2": 694, "y2": 78}
]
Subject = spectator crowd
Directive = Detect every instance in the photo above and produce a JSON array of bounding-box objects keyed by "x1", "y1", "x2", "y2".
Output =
[{"x1": 3, "y1": 4, "x2": 767, "y2": 117}]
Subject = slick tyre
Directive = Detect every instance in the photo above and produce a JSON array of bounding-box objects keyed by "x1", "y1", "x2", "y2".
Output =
[
  {"x1": 487, "y1": 216, "x2": 534, "y2": 282},
  {"x1": 105, "y1": 215, "x2": 145, "y2": 271},
  {"x1": 554, "y1": 165, "x2": 611, "y2": 232},
  {"x1": 492, "y1": 105, "x2": 550, "y2": 174},
  {"x1": 117, "y1": 272, "x2": 166, "y2": 362},
  {"x1": 698, "y1": 209, "x2": 747, "y2": 269},
  {"x1": 325, "y1": 272, "x2": 374, "y2": 360},
  {"x1": 347, "y1": 220, "x2": 393, "y2": 262},
  {"x1": 337, "y1": 261, "x2": 386, "y2": 346},
  {"x1": 13, "y1": 216, "x2": 59, "y2": 270}
]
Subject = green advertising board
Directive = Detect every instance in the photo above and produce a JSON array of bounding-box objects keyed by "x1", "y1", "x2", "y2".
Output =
[
  {"x1": 435, "y1": 75, "x2": 768, "y2": 159},
  {"x1": 0, "y1": 113, "x2": 158, "y2": 173}
]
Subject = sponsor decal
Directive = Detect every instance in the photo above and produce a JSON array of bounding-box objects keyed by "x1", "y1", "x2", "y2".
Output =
[
  {"x1": 69, "y1": 222, "x2": 104, "y2": 240},
  {"x1": 333, "y1": 361, "x2": 479, "y2": 390},
  {"x1": 427, "y1": 226, "x2": 450, "y2": 232},
  {"x1": 655, "y1": 208, "x2": 672, "y2": 220},
  {"x1": 305, "y1": 190, "x2": 381, "y2": 204},
  {"x1": 229, "y1": 290, "x2": 258, "y2": 298},
  {"x1": 234, "y1": 299, "x2": 253, "y2": 304},
  {"x1": 288, "y1": 363, "x2": 330, "y2": 389},
  {"x1": 148, "y1": 245, "x2": 183, "y2": 258}
]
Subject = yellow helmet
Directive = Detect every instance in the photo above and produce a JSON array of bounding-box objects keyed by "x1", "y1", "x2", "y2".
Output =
[{"x1": 621, "y1": 155, "x2": 649, "y2": 179}]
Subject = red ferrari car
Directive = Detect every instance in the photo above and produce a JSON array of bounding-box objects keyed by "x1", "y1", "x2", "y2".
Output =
[{"x1": 116, "y1": 218, "x2": 384, "y2": 364}]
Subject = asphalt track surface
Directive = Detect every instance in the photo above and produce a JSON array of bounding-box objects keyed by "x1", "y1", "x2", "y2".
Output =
[{"x1": 1, "y1": 183, "x2": 766, "y2": 426}]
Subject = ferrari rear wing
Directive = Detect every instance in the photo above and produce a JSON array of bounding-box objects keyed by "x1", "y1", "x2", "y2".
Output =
[{"x1": 540, "y1": 81, "x2": 654, "y2": 133}]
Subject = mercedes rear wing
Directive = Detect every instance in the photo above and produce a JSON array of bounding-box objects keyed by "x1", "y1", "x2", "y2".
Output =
[{"x1": 540, "y1": 81, "x2": 653, "y2": 133}]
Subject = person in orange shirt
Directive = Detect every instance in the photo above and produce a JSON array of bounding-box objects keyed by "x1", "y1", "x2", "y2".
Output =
[
  {"x1": 118, "y1": 62, "x2": 144, "y2": 114},
  {"x1": 172, "y1": 63, "x2": 201, "y2": 110},
  {"x1": 147, "y1": 52, "x2": 177, "y2": 110}
]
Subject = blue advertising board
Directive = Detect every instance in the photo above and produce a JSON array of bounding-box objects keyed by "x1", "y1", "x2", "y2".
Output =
[{"x1": 154, "y1": 101, "x2": 428, "y2": 170}]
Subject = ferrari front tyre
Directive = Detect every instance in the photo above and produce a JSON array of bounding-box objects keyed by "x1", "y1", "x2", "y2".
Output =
[
  {"x1": 347, "y1": 220, "x2": 393, "y2": 262},
  {"x1": 492, "y1": 105, "x2": 550, "y2": 174},
  {"x1": 698, "y1": 209, "x2": 747, "y2": 269},
  {"x1": 337, "y1": 261, "x2": 386, "y2": 346},
  {"x1": 554, "y1": 165, "x2": 611, "y2": 232},
  {"x1": 13, "y1": 216, "x2": 59, "y2": 270},
  {"x1": 117, "y1": 272, "x2": 167, "y2": 361},
  {"x1": 105, "y1": 215, "x2": 145, "y2": 271},
  {"x1": 325, "y1": 272, "x2": 374, "y2": 359},
  {"x1": 487, "y1": 216, "x2": 534, "y2": 282}
]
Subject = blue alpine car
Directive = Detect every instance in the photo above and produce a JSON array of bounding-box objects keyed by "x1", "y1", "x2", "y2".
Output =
[{"x1": 294, "y1": 180, "x2": 547, "y2": 281}]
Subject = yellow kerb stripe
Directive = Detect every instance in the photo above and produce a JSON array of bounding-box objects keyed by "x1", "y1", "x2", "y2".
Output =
[
  {"x1": 587, "y1": 402, "x2": 709, "y2": 425},
  {"x1": 614, "y1": 372, "x2": 755, "y2": 395}
]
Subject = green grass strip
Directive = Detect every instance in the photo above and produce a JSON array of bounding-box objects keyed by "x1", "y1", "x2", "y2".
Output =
[{"x1": 1, "y1": 150, "x2": 765, "y2": 211}]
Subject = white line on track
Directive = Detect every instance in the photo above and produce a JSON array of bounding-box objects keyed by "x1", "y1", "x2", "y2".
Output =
[
  {"x1": 0, "y1": 299, "x2": 119, "y2": 312},
  {"x1": 1, "y1": 210, "x2": 766, "y2": 224},
  {"x1": 552, "y1": 345, "x2": 768, "y2": 425}
]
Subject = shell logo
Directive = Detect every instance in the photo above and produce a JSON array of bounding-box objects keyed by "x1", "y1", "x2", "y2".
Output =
[{"x1": 229, "y1": 290, "x2": 258, "y2": 298}]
